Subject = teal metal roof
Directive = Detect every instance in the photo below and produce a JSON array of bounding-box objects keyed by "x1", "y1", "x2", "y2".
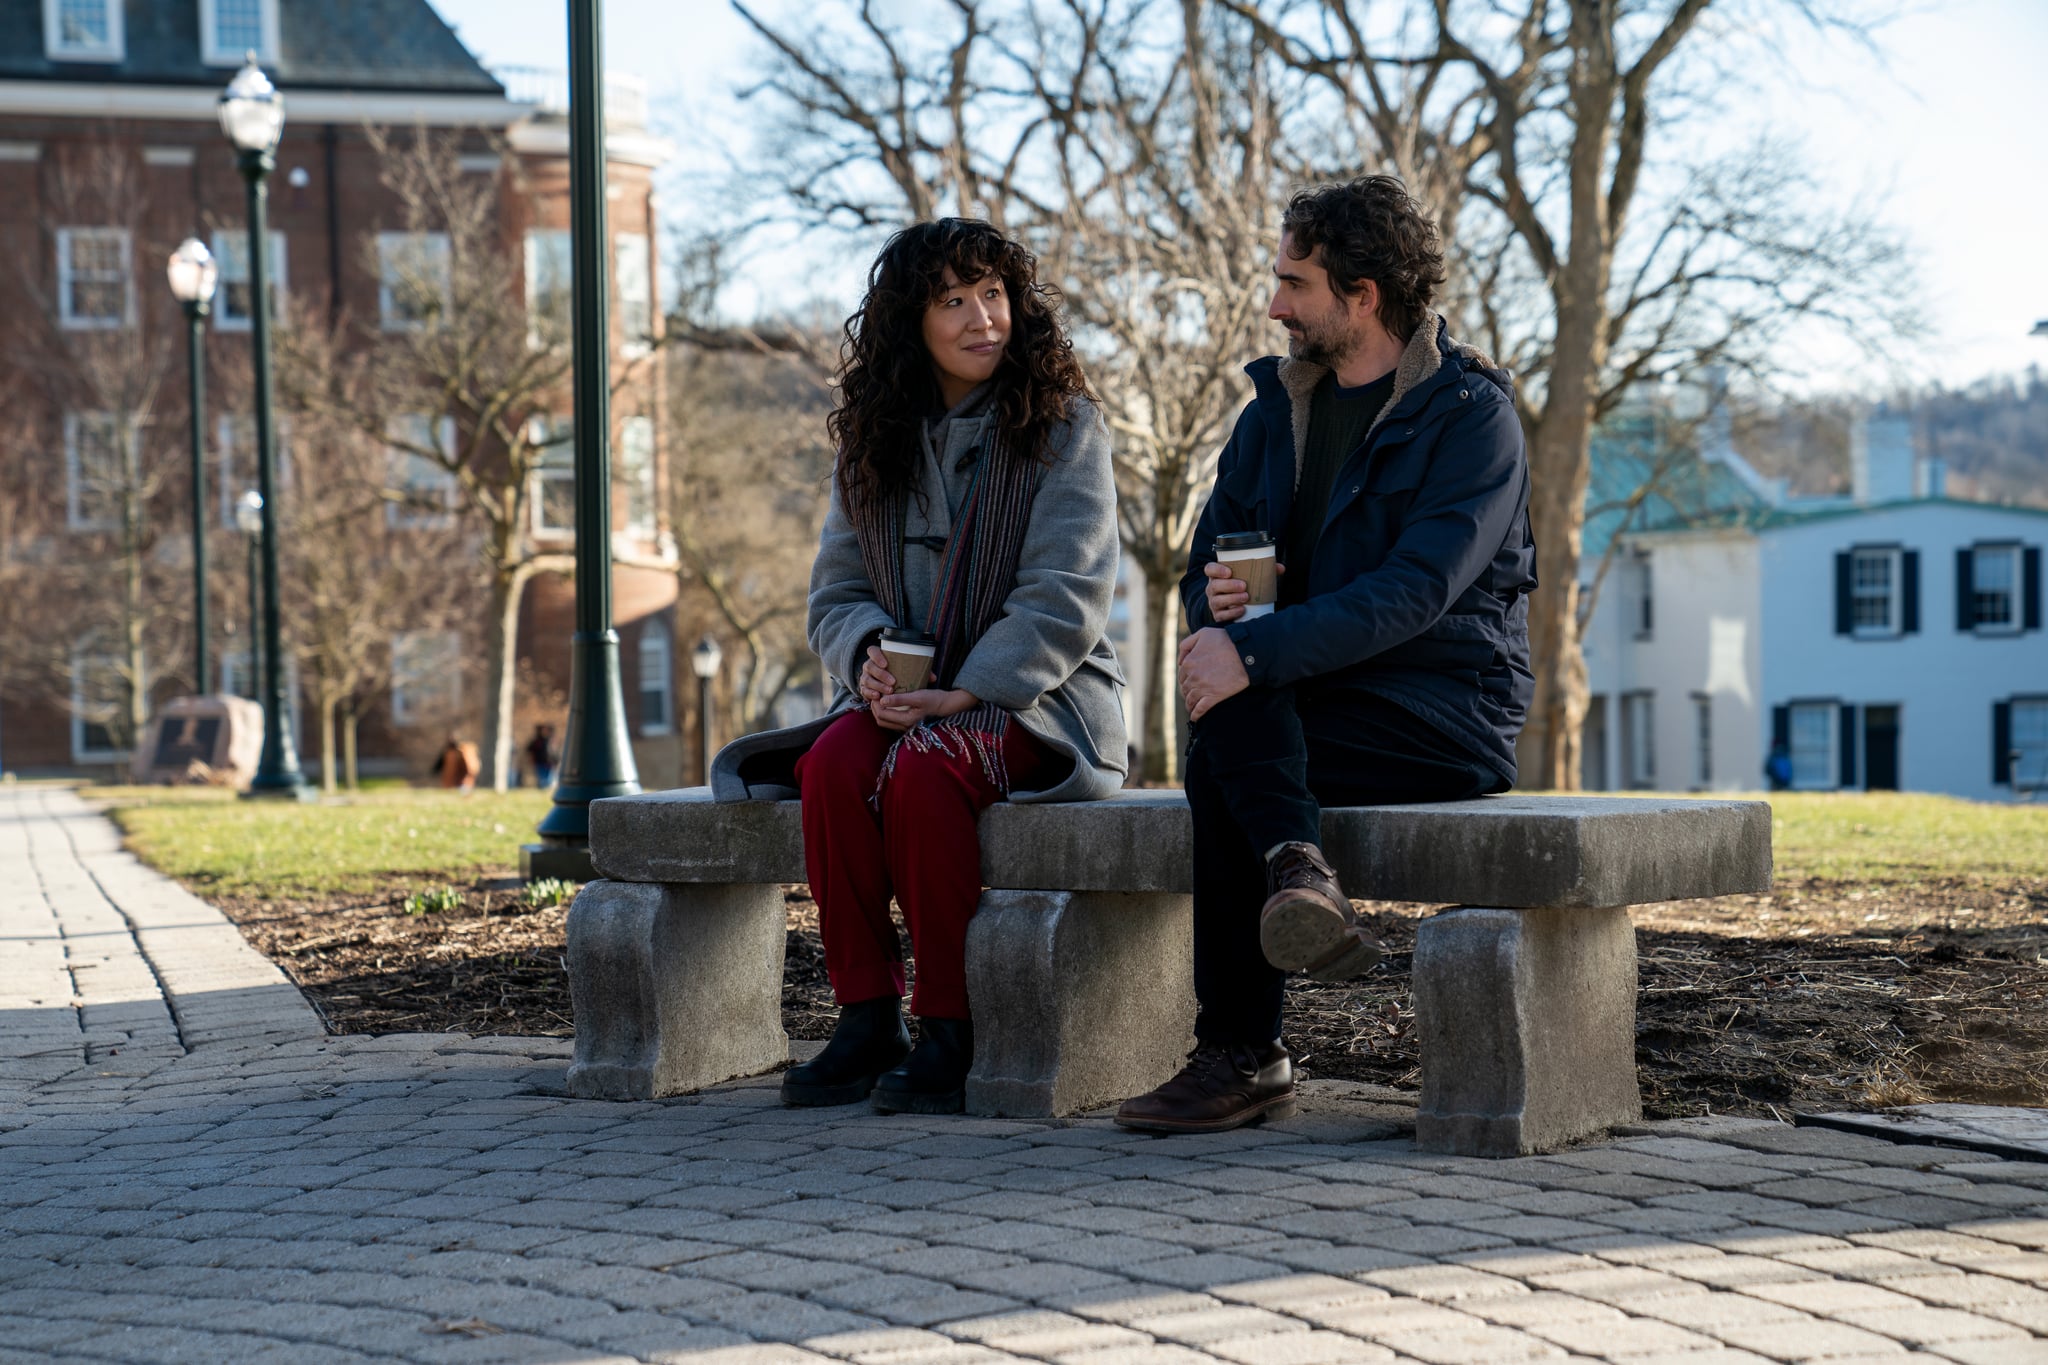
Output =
[{"x1": 1582, "y1": 415, "x2": 1776, "y2": 551}]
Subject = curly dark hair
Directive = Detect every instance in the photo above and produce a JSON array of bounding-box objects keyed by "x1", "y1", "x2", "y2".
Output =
[
  {"x1": 1280, "y1": 175, "x2": 1446, "y2": 342},
  {"x1": 829, "y1": 218, "x2": 1094, "y2": 518}
]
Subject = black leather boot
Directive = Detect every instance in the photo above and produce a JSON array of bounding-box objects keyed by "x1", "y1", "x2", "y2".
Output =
[
  {"x1": 780, "y1": 996, "x2": 912, "y2": 1107},
  {"x1": 1114, "y1": 1040, "x2": 1296, "y2": 1133},
  {"x1": 870, "y1": 1016, "x2": 973, "y2": 1115}
]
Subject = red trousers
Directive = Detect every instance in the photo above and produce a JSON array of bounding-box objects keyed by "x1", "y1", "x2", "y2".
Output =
[{"x1": 795, "y1": 709, "x2": 1051, "y2": 1020}]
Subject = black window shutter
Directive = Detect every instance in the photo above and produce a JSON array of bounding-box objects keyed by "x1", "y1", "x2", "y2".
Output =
[
  {"x1": 1838, "y1": 704, "x2": 1858, "y2": 788},
  {"x1": 1834, "y1": 553, "x2": 1853, "y2": 635},
  {"x1": 1956, "y1": 548, "x2": 1976, "y2": 631},
  {"x1": 2025, "y1": 547, "x2": 2042, "y2": 631},
  {"x1": 1901, "y1": 550, "x2": 1920, "y2": 633},
  {"x1": 1993, "y1": 701, "x2": 2012, "y2": 785},
  {"x1": 1772, "y1": 706, "x2": 1790, "y2": 751}
]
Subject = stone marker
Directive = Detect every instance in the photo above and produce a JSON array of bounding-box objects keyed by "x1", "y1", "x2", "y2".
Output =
[{"x1": 129, "y1": 694, "x2": 264, "y2": 788}]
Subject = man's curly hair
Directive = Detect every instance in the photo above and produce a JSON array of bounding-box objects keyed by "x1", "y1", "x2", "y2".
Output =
[
  {"x1": 1280, "y1": 175, "x2": 1446, "y2": 342},
  {"x1": 829, "y1": 218, "x2": 1094, "y2": 519}
]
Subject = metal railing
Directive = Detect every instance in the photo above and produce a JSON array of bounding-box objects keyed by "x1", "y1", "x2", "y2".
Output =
[{"x1": 494, "y1": 65, "x2": 649, "y2": 130}]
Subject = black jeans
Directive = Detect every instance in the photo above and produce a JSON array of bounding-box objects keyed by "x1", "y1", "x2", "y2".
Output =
[{"x1": 1185, "y1": 683, "x2": 1505, "y2": 1044}]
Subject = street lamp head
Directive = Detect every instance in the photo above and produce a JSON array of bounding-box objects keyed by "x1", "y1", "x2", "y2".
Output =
[
  {"x1": 2032, "y1": 320, "x2": 2048, "y2": 338},
  {"x1": 235, "y1": 489, "x2": 264, "y2": 536},
  {"x1": 219, "y1": 55, "x2": 285, "y2": 158},
  {"x1": 691, "y1": 634, "x2": 723, "y2": 680},
  {"x1": 166, "y1": 238, "x2": 219, "y2": 308}
]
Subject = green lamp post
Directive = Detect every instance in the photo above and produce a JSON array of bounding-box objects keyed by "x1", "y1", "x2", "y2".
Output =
[
  {"x1": 525, "y1": 0, "x2": 640, "y2": 879},
  {"x1": 167, "y1": 238, "x2": 218, "y2": 696}
]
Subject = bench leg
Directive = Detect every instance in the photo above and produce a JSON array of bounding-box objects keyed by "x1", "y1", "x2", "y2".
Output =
[
  {"x1": 564, "y1": 879, "x2": 789, "y2": 1100},
  {"x1": 963, "y1": 890, "x2": 1195, "y2": 1118},
  {"x1": 1413, "y1": 904, "x2": 1641, "y2": 1156}
]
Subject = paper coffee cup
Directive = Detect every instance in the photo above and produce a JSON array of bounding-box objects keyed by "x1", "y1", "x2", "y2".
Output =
[
  {"x1": 878, "y1": 628, "x2": 937, "y2": 693},
  {"x1": 1215, "y1": 532, "x2": 1277, "y2": 620}
]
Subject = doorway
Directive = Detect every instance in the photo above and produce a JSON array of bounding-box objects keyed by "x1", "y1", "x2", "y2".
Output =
[{"x1": 1864, "y1": 705, "x2": 1900, "y2": 791}]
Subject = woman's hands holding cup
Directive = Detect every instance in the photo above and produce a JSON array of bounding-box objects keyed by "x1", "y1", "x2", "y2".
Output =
[
  {"x1": 1203, "y1": 559, "x2": 1283, "y2": 623},
  {"x1": 862, "y1": 645, "x2": 978, "y2": 733},
  {"x1": 858, "y1": 645, "x2": 898, "y2": 704}
]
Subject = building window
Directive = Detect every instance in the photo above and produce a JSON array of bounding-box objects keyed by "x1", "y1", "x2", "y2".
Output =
[
  {"x1": 2011, "y1": 699, "x2": 2048, "y2": 794},
  {"x1": 638, "y1": 616, "x2": 673, "y2": 735},
  {"x1": 70, "y1": 648, "x2": 131, "y2": 760},
  {"x1": 1582, "y1": 694, "x2": 1609, "y2": 791},
  {"x1": 615, "y1": 233, "x2": 652, "y2": 351},
  {"x1": 390, "y1": 631, "x2": 461, "y2": 725},
  {"x1": 1789, "y1": 701, "x2": 1837, "y2": 790},
  {"x1": 1621, "y1": 691, "x2": 1655, "y2": 789},
  {"x1": 44, "y1": 0, "x2": 122, "y2": 60},
  {"x1": 65, "y1": 412, "x2": 131, "y2": 532},
  {"x1": 215, "y1": 413, "x2": 293, "y2": 528},
  {"x1": 1972, "y1": 544, "x2": 2020, "y2": 634},
  {"x1": 1692, "y1": 693, "x2": 1713, "y2": 789},
  {"x1": 1850, "y1": 546, "x2": 1899, "y2": 636},
  {"x1": 377, "y1": 232, "x2": 450, "y2": 331},
  {"x1": 621, "y1": 415, "x2": 656, "y2": 536},
  {"x1": 1630, "y1": 554, "x2": 1653, "y2": 640},
  {"x1": 524, "y1": 229, "x2": 573, "y2": 348},
  {"x1": 56, "y1": 227, "x2": 130, "y2": 329},
  {"x1": 209, "y1": 229, "x2": 286, "y2": 331},
  {"x1": 200, "y1": 0, "x2": 278, "y2": 64},
  {"x1": 385, "y1": 416, "x2": 458, "y2": 529},
  {"x1": 529, "y1": 415, "x2": 575, "y2": 535}
]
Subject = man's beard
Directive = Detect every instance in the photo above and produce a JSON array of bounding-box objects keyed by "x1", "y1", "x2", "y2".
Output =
[{"x1": 1284, "y1": 312, "x2": 1357, "y2": 368}]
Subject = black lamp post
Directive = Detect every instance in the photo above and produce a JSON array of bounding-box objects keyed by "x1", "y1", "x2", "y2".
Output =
[
  {"x1": 220, "y1": 57, "x2": 309, "y2": 799},
  {"x1": 167, "y1": 238, "x2": 218, "y2": 696},
  {"x1": 691, "y1": 635, "x2": 722, "y2": 787},
  {"x1": 235, "y1": 491, "x2": 265, "y2": 704},
  {"x1": 525, "y1": 0, "x2": 641, "y2": 880}
]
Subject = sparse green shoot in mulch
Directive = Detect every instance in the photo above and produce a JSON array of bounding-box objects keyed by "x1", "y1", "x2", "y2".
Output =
[
  {"x1": 403, "y1": 885, "x2": 464, "y2": 916},
  {"x1": 522, "y1": 878, "x2": 577, "y2": 909}
]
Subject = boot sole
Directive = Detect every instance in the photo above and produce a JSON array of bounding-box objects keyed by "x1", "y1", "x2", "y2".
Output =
[
  {"x1": 1260, "y1": 896, "x2": 1384, "y2": 982},
  {"x1": 1114, "y1": 1092, "x2": 1299, "y2": 1134},
  {"x1": 781, "y1": 1069, "x2": 894, "y2": 1107},
  {"x1": 870, "y1": 1086, "x2": 964, "y2": 1115}
]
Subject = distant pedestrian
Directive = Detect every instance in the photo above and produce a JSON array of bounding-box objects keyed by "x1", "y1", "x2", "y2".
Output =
[
  {"x1": 524, "y1": 723, "x2": 557, "y2": 789},
  {"x1": 1765, "y1": 743, "x2": 1792, "y2": 790},
  {"x1": 435, "y1": 734, "x2": 480, "y2": 793}
]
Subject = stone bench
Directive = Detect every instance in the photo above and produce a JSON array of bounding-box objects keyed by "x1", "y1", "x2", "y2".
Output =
[{"x1": 567, "y1": 789, "x2": 1770, "y2": 1156}]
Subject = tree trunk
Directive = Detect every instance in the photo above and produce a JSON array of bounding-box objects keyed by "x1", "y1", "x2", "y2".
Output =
[
  {"x1": 478, "y1": 562, "x2": 528, "y2": 793},
  {"x1": 318, "y1": 691, "x2": 338, "y2": 794},
  {"x1": 122, "y1": 463, "x2": 147, "y2": 746},
  {"x1": 1140, "y1": 568, "x2": 1182, "y2": 785},
  {"x1": 342, "y1": 703, "x2": 359, "y2": 791}
]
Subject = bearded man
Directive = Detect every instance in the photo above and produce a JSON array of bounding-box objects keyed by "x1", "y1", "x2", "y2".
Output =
[{"x1": 1116, "y1": 175, "x2": 1538, "y2": 1134}]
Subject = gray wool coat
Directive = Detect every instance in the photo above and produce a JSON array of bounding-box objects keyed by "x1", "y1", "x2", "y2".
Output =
[{"x1": 708, "y1": 388, "x2": 1129, "y2": 804}]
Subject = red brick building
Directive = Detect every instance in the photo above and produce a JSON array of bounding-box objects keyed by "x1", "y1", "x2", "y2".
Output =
[{"x1": 0, "y1": 0, "x2": 685, "y2": 784}]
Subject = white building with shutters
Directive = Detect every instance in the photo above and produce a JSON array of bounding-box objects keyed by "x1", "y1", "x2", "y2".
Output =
[{"x1": 1581, "y1": 408, "x2": 2048, "y2": 800}]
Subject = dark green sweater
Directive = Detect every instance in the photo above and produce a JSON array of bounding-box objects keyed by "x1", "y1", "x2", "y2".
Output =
[{"x1": 1280, "y1": 369, "x2": 1395, "y2": 605}]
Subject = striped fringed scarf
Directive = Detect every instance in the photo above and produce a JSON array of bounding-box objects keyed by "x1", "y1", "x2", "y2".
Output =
[{"x1": 850, "y1": 426, "x2": 1042, "y2": 801}]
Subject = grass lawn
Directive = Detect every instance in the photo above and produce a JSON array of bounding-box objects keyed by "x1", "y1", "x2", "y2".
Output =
[{"x1": 94, "y1": 784, "x2": 555, "y2": 899}]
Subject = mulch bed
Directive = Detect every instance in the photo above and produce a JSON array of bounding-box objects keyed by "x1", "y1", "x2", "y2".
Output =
[{"x1": 211, "y1": 874, "x2": 2048, "y2": 1120}]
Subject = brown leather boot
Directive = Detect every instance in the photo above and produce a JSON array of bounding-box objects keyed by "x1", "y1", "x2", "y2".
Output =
[
  {"x1": 1257, "y1": 841, "x2": 1384, "y2": 981},
  {"x1": 1114, "y1": 1041, "x2": 1296, "y2": 1133}
]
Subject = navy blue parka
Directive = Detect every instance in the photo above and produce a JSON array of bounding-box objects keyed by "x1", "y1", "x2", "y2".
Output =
[{"x1": 1180, "y1": 315, "x2": 1538, "y2": 784}]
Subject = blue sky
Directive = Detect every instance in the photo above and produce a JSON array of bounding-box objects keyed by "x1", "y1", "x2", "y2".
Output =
[{"x1": 432, "y1": 0, "x2": 2048, "y2": 392}]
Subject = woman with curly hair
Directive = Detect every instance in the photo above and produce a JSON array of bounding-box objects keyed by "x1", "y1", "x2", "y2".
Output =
[{"x1": 715, "y1": 218, "x2": 1126, "y2": 1114}]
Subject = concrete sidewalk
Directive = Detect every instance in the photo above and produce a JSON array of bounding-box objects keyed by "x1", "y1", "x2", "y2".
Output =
[{"x1": 2, "y1": 786, "x2": 2046, "y2": 1365}]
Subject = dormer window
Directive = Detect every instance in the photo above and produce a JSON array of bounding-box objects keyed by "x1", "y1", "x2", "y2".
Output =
[
  {"x1": 200, "y1": 0, "x2": 279, "y2": 66},
  {"x1": 44, "y1": 0, "x2": 124, "y2": 62}
]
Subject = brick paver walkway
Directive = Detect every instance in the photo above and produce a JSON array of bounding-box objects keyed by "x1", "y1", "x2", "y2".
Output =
[{"x1": 3, "y1": 786, "x2": 2047, "y2": 1364}]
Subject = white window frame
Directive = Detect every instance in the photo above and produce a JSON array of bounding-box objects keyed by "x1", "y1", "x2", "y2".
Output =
[
  {"x1": 1971, "y1": 543, "x2": 2022, "y2": 636},
  {"x1": 528, "y1": 414, "x2": 576, "y2": 537},
  {"x1": 390, "y1": 630, "x2": 461, "y2": 725},
  {"x1": 199, "y1": 0, "x2": 279, "y2": 65},
  {"x1": 615, "y1": 233, "x2": 653, "y2": 354},
  {"x1": 1692, "y1": 692, "x2": 1713, "y2": 790},
  {"x1": 377, "y1": 232, "x2": 451, "y2": 332},
  {"x1": 1849, "y1": 545, "x2": 1901, "y2": 638},
  {"x1": 384, "y1": 416, "x2": 458, "y2": 530},
  {"x1": 1621, "y1": 690, "x2": 1655, "y2": 789},
  {"x1": 638, "y1": 616, "x2": 673, "y2": 736},
  {"x1": 2012, "y1": 699, "x2": 2048, "y2": 795},
  {"x1": 65, "y1": 411, "x2": 131, "y2": 533},
  {"x1": 214, "y1": 412, "x2": 294, "y2": 528},
  {"x1": 209, "y1": 229, "x2": 287, "y2": 332},
  {"x1": 44, "y1": 0, "x2": 123, "y2": 62},
  {"x1": 1788, "y1": 700, "x2": 1838, "y2": 791},
  {"x1": 69, "y1": 647, "x2": 131, "y2": 762},
  {"x1": 524, "y1": 229, "x2": 573, "y2": 349},
  {"x1": 56, "y1": 227, "x2": 131, "y2": 330},
  {"x1": 621, "y1": 414, "x2": 656, "y2": 537}
]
